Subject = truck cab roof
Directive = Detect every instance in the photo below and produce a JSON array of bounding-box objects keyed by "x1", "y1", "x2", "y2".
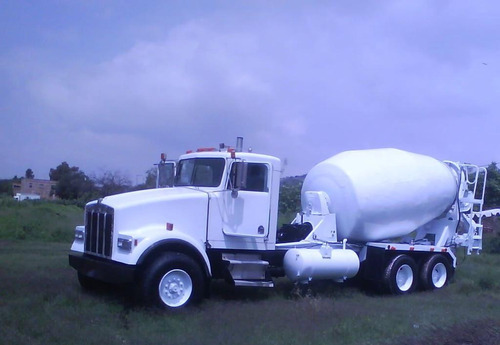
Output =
[{"x1": 179, "y1": 150, "x2": 281, "y2": 165}]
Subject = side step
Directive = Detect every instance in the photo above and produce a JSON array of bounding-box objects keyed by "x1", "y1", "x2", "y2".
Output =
[
  {"x1": 222, "y1": 253, "x2": 274, "y2": 288},
  {"x1": 233, "y1": 279, "x2": 274, "y2": 288}
]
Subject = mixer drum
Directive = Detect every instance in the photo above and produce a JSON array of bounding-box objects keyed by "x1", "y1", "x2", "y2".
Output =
[{"x1": 301, "y1": 149, "x2": 458, "y2": 242}]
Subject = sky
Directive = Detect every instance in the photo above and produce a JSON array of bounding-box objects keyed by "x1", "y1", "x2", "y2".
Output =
[{"x1": 1, "y1": 0, "x2": 499, "y2": 183}]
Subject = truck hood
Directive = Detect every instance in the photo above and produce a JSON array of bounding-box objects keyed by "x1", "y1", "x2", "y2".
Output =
[
  {"x1": 96, "y1": 187, "x2": 207, "y2": 211},
  {"x1": 87, "y1": 187, "x2": 210, "y2": 237}
]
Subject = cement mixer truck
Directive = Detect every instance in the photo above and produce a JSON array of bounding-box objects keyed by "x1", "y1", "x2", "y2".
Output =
[{"x1": 69, "y1": 138, "x2": 489, "y2": 308}]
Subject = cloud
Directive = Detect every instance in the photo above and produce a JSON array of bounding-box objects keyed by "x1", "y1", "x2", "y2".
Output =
[
  {"x1": 31, "y1": 20, "x2": 274, "y2": 132},
  {"x1": 2, "y1": 1, "x2": 500, "y2": 179}
]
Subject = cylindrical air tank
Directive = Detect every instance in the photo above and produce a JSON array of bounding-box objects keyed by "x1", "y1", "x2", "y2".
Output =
[
  {"x1": 284, "y1": 247, "x2": 360, "y2": 283},
  {"x1": 301, "y1": 149, "x2": 458, "y2": 242}
]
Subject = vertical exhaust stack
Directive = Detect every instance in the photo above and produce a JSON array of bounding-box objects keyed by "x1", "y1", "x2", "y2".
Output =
[{"x1": 236, "y1": 137, "x2": 243, "y2": 152}]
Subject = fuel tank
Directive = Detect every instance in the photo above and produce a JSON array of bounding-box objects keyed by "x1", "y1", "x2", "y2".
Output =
[
  {"x1": 284, "y1": 246, "x2": 360, "y2": 283},
  {"x1": 301, "y1": 149, "x2": 458, "y2": 242}
]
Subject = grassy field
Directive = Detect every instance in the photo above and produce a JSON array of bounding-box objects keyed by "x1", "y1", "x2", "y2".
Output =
[
  {"x1": 0, "y1": 199, "x2": 499, "y2": 344},
  {"x1": 0, "y1": 197, "x2": 83, "y2": 242}
]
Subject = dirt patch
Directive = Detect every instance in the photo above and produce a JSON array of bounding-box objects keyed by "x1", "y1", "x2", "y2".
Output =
[{"x1": 397, "y1": 318, "x2": 500, "y2": 345}]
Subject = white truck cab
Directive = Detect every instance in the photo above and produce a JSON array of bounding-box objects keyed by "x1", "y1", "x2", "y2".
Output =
[{"x1": 69, "y1": 139, "x2": 284, "y2": 308}]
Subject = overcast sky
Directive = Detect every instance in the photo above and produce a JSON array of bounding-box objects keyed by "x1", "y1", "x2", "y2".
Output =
[{"x1": 1, "y1": 0, "x2": 499, "y2": 182}]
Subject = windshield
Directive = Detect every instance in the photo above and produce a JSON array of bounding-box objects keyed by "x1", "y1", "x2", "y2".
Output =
[{"x1": 174, "y1": 158, "x2": 225, "y2": 187}]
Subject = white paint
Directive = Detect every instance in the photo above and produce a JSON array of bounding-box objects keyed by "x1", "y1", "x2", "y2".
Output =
[
  {"x1": 302, "y1": 148, "x2": 458, "y2": 242},
  {"x1": 283, "y1": 246, "x2": 360, "y2": 283}
]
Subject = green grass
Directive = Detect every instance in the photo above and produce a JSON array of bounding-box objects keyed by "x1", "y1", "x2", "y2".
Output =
[
  {"x1": 0, "y1": 197, "x2": 83, "y2": 242},
  {"x1": 0, "y1": 240, "x2": 499, "y2": 345},
  {"x1": 0, "y1": 199, "x2": 499, "y2": 344}
]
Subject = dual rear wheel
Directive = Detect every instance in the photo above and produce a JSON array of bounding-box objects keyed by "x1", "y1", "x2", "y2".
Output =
[
  {"x1": 383, "y1": 254, "x2": 453, "y2": 294},
  {"x1": 420, "y1": 254, "x2": 453, "y2": 290}
]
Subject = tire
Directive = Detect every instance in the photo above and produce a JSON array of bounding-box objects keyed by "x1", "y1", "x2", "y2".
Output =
[
  {"x1": 383, "y1": 255, "x2": 417, "y2": 295},
  {"x1": 420, "y1": 254, "x2": 453, "y2": 290},
  {"x1": 77, "y1": 272, "x2": 103, "y2": 290},
  {"x1": 140, "y1": 252, "x2": 205, "y2": 309}
]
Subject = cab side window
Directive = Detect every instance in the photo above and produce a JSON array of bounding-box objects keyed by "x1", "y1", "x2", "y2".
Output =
[{"x1": 229, "y1": 163, "x2": 268, "y2": 192}]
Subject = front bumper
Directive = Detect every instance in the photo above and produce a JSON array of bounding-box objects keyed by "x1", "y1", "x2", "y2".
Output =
[{"x1": 69, "y1": 252, "x2": 136, "y2": 284}]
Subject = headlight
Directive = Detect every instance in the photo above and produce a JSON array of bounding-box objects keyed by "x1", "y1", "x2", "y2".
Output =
[
  {"x1": 117, "y1": 237, "x2": 134, "y2": 252},
  {"x1": 74, "y1": 226, "x2": 85, "y2": 241}
]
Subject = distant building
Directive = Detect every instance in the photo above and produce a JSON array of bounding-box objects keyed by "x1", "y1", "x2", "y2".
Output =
[{"x1": 12, "y1": 178, "x2": 57, "y2": 200}]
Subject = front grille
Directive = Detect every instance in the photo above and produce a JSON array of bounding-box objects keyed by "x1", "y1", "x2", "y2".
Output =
[{"x1": 85, "y1": 203, "x2": 114, "y2": 258}]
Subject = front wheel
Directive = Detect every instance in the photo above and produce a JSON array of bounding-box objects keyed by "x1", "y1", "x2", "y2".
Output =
[
  {"x1": 140, "y1": 253, "x2": 205, "y2": 309},
  {"x1": 383, "y1": 255, "x2": 417, "y2": 295},
  {"x1": 420, "y1": 255, "x2": 453, "y2": 290}
]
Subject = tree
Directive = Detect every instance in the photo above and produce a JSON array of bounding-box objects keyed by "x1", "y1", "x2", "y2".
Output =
[
  {"x1": 92, "y1": 170, "x2": 132, "y2": 197},
  {"x1": 132, "y1": 167, "x2": 159, "y2": 191},
  {"x1": 0, "y1": 179, "x2": 13, "y2": 195},
  {"x1": 278, "y1": 175, "x2": 305, "y2": 225},
  {"x1": 484, "y1": 162, "x2": 500, "y2": 208},
  {"x1": 49, "y1": 162, "x2": 94, "y2": 200},
  {"x1": 25, "y1": 168, "x2": 34, "y2": 179},
  {"x1": 144, "y1": 167, "x2": 157, "y2": 188},
  {"x1": 50, "y1": 162, "x2": 72, "y2": 181}
]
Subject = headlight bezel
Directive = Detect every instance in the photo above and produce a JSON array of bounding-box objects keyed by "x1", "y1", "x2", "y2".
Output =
[
  {"x1": 117, "y1": 236, "x2": 134, "y2": 252},
  {"x1": 74, "y1": 226, "x2": 85, "y2": 241}
]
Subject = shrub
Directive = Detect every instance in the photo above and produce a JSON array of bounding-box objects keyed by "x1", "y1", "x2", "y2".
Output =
[
  {"x1": 0, "y1": 198, "x2": 83, "y2": 243},
  {"x1": 483, "y1": 234, "x2": 500, "y2": 254}
]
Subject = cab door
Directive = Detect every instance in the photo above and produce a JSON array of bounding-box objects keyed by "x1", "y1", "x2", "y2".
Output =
[{"x1": 207, "y1": 162, "x2": 272, "y2": 250}]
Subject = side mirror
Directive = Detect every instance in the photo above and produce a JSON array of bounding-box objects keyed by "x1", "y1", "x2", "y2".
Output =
[
  {"x1": 157, "y1": 162, "x2": 175, "y2": 188},
  {"x1": 231, "y1": 162, "x2": 247, "y2": 197}
]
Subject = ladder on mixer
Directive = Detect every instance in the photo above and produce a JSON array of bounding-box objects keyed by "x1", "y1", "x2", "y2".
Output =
[
  {"x1": 460, "y1": 214, "x2": 483, "y2": 254},
  {"x1": 454, "y1": 163, "x2": 487, "y2": 254}
]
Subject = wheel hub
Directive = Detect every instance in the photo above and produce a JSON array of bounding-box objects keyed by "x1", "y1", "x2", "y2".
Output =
[
  {"x1": 158, "y1": 269, "x2": 193, "y2": 307},
  {"x1": 166, "y1": 279, "x2": 183, "y2": 297},
  {"x1": 396, "y1": 264, "x2": 413, "y2": 291},
  {"x1": 431, "y1": 262, "x2": 447, "y2": 288}
]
